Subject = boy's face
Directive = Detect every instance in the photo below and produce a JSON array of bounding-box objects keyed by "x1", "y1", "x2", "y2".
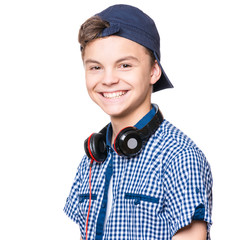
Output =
[{"x1": 83, "y1": 36, "x2": 160, "y2": 121}]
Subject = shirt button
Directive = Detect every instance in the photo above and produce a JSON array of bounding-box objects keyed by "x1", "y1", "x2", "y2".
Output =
[
  {"x1": 79, "y1": 197, "x2": 83, "y2": 202},
  {"x1": 134, "y1": 199, "x2": 140, "y2": 205},
  {"x1": 102, "y1": 202, "x2": 106, "y2": 208}
]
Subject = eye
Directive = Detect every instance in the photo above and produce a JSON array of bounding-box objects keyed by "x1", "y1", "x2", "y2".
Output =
[
  {"x1": 119, "y1": 63, "x2": 132, "y2": 69},
  {"x1": 90, "y1": 66, "x2": 101, "y2": 70}
]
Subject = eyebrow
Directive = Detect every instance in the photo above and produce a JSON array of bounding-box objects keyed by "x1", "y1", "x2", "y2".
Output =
[
  {"x1": 115, "y1": 56, "x2": 140, "y2": 63},
  {"x1": 84, "y1": 56, "x2": 140, "y2": 65},
  {"x1": 84, "y1": 59, "x2": 101, "y2": 65}
]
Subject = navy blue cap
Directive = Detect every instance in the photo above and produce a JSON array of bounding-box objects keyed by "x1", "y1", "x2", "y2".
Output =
[{"x1": 96, "y1": 4, "x2": 173, "y2": 92}]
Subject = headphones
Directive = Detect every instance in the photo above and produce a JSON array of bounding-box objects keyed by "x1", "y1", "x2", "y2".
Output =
[{"x1": 84, "y1": 105, "x2": 164, "y2": 163}]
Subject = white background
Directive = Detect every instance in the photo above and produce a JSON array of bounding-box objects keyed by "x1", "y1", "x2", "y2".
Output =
[{"x1": 0, "y1": 0, "x2": 238, "y2": 239}]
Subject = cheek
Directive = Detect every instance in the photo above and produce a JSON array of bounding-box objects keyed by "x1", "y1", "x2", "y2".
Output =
[
  {"x1": 85, "y1": 78, "x2": 91, "y2": 90},
  {"x1": 85, "y1": 73, "x2": 95, "y2": 91},
  {"x1": 139, "y1": 61, "x2": 153, "y2": 78},
  {"x1": 85, "y1": 70, "x2": 102, "y2": 89},
  {"x1": 85, "y1": 82, "x2": 96, "y2": 103},
  {"x1": 85, "y1": 78, "x2": 95, "y2": 101},
  {"x1": 85, "y1": 75, "x2": 101, "y2": 104},
  {"x1": 138, "y1": 69, "x2": 153, "y2": 87}
]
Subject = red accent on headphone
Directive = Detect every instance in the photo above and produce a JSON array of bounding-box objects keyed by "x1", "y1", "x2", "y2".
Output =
[
  {"x1": 87, "y1": 134, "x2": 96, "y2": 161},
  {"x1": 87, "y1": 133, "x2": 104, "y2": 164}
]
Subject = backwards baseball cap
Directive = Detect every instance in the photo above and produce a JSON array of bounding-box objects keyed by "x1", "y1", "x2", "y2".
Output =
[{"x1": 95, "y1": 4, "x2": 173, "y2": 92}]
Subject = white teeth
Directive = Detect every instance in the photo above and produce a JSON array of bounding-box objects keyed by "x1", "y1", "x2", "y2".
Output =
[{"x1": 103, "y1": 91, "x2": 127, "y2": 99}]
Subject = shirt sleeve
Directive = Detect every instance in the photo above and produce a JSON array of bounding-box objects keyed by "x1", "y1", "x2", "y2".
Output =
[
  {"x1": 163, "y1": 146, "x2": 213, "y2": 239},
  {"x1": 63, "y1": 161, "x2": 83, "y2": 224}
]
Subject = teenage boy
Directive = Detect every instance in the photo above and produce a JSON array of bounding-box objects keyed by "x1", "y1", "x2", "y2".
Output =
[{"x1": 64, "y1": 4, "x2": 213, "y2": 240}]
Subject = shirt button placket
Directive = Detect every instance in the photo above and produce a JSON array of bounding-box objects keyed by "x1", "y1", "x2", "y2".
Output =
[{"x1": 95, "y1": 150, "x2": 113, "y2": 240}]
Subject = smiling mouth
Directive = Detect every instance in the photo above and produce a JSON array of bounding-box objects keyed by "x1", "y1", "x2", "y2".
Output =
[{"x1": 102, "y1": 91, "x2": 127, "y2": 99}]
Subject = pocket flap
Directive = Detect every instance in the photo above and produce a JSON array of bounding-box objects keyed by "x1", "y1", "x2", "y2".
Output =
[{"x1": 125, "y1": 193, "x2": 159, "y2": 204}]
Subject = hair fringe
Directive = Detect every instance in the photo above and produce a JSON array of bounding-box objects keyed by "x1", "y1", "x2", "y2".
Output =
[{"x1": 78, "y1": 16, "x2": 110, "y2": 52}]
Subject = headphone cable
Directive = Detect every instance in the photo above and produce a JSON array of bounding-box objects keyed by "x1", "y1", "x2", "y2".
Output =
[{"x1": 85, "y1": 159, "x2": 93, "y2": 240}]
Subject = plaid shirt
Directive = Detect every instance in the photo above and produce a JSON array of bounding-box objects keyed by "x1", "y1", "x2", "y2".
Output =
[{"x1": 64, "y1": 111, "x2": 213, "y2": 240}]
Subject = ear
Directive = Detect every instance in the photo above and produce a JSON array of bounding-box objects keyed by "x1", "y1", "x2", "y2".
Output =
[{"x1": 150, "y1": 60, "x2": 162, "y2": 85}]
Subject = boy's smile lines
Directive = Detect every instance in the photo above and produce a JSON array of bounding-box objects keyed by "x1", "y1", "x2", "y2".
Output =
[{"x1": 101, "y1": 90, "x2": 128, "y2": 99}]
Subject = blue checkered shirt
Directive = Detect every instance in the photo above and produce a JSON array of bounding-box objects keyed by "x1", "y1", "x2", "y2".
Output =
[{"x1": 64, "y1": 115, "x2": 213, "y2": 240}]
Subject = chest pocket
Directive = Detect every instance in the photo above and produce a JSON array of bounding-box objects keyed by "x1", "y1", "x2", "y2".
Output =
[
  {"x1": 123, "y1": 192, "x2": 161, "y2": 237},
  {"x1": 124, "y1": 192, "x2": 160, "y2": 218},
  {"x1": 78, "y1": 193, "x2": 98, "y2": 217},
  {"x1": 125, "y1": 193, "x2": 159, "y2": 205},
  {"x1": 78, "y1": 193, "x2": 97, "y2": 203}
]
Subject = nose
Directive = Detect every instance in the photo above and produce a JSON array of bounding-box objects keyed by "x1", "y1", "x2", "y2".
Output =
[{"x1": 101, "y1": 69, "x2": 119, "y2": 86}]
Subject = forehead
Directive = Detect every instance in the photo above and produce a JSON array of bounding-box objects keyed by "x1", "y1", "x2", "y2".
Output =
[{"x1": 83, "y1": 36, "x2": 149, "y2": 62}]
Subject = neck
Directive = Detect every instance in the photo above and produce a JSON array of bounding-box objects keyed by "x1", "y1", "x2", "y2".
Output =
[{"x1": 110, "y1": 103, "x2": 152, "y2": 145}]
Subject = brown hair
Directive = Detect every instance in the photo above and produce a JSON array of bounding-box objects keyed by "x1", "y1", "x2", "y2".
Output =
[
  {"x1": 78, "y1": 15, "x2": 155, "y2": 65},
  {"x1": 78, "y1": 16, "x2": 110, "y2": 55}
]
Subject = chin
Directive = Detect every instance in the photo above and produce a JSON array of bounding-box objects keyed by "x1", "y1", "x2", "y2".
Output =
[{"x1": 100, "y1": 104, "x2": 129, "y2": 118}]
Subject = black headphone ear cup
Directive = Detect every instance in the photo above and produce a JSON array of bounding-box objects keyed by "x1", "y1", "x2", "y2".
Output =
[
  {"x1": 84, "y1": 133, "x2": 107, "y2": 163},
  {"x1": 114, "y1": 127, "x2": 142, "y2": 157}
]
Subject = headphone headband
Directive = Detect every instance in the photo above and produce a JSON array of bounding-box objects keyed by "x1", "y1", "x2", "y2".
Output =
[{"x1": 136, "y1": 104, "x2": 164, "y2": 142}]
